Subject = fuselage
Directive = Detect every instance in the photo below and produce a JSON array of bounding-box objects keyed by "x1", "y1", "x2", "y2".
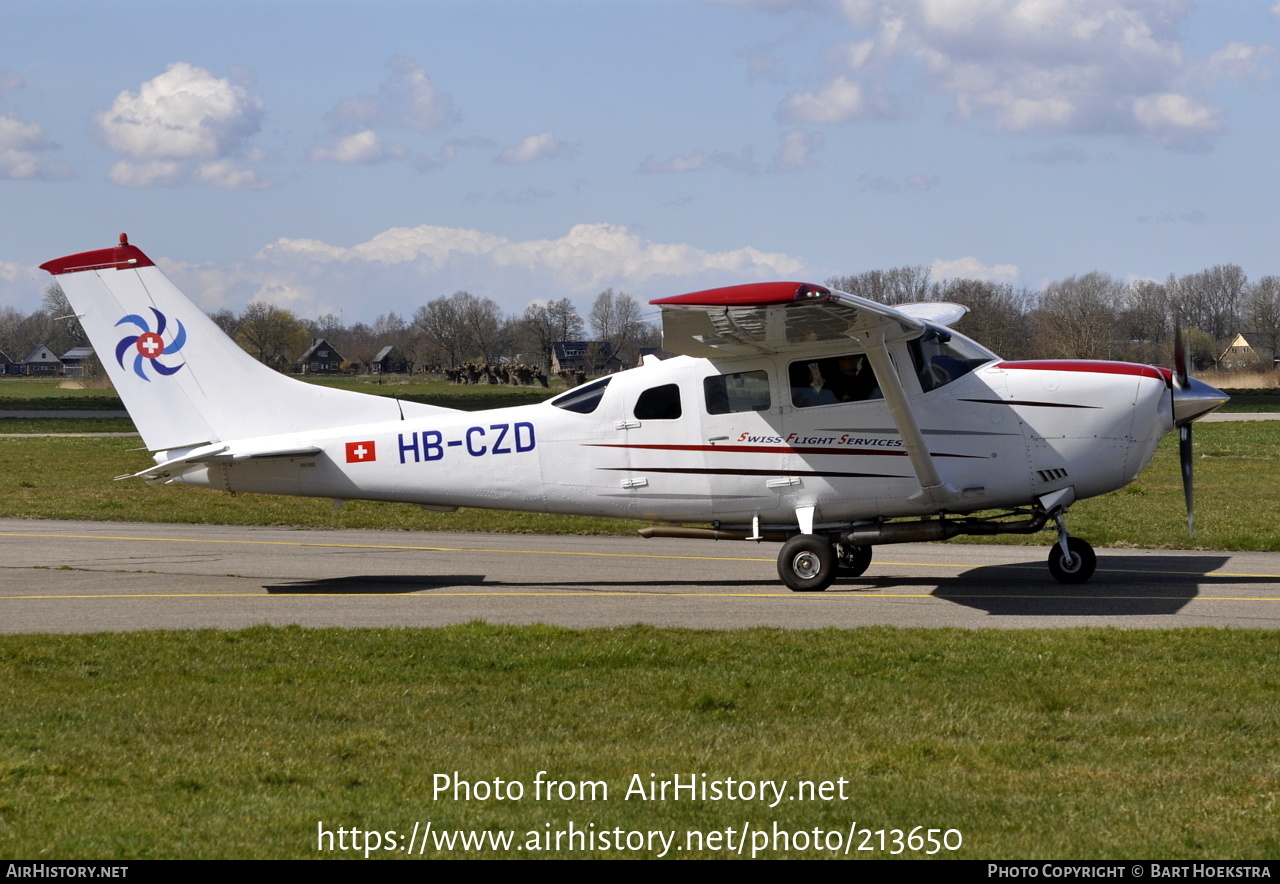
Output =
[{"x1": 176, "y1": 335, "x2": 1177, "y2": 531}]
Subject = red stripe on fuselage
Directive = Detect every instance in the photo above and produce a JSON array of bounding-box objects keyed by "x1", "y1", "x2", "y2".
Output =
[{"x1": 997, "y1": 360, "x2": 1173, "y2": 387}]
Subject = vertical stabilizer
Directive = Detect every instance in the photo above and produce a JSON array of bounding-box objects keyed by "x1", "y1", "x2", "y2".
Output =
[{"x1": 42, "y1": 235, "x2": 453, "y2": 452}]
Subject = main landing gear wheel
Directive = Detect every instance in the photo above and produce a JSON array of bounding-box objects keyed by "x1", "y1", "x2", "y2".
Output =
[
  {"x1": 778, "y1": 535, "x2": 836, "y2": 592},
  {"x1": 837, "y1": 543, "x2": 873, "y2": 578},
  {"x1": 1047, "y1": 537, "x2": 1096, "y2": 584}
]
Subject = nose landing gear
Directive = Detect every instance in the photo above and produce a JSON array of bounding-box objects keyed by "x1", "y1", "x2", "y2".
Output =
[{"x1": 1047, "y1": 514, "x2": 1096, "y2": 584}]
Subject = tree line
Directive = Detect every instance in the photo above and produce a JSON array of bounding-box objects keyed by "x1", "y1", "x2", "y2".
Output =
[
  {"x1": 209, "y1": 287, "x2": 661, "y2": 374},
  {"x1": 5, "y1": 263, "x2": 1278, "y2": 375},
  {"x1": 827, "y1": 264, "x2": 1280, "y2": 369}
]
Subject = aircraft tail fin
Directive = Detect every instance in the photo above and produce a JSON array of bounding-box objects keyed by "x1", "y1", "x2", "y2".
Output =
[{"x1": 42, "y1": 234, "x2": 455, "y2": 453}]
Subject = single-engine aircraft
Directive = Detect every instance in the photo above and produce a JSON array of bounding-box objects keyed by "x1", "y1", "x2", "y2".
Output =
[{"x1": 42, "y1": 235, "x2": 1229, "y2": 591}]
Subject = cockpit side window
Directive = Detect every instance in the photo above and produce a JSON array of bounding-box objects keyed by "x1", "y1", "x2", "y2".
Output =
[
  {"x1": 550, "y1": 377, "x2": 611, "y2": 414},
  {"x1": 634, "y1": 383, "x2": 682, "y2": 420},
  {"x1": 789, "y1": 354, "x2": 881, "y2": 408},
  {"x1": 910, "y1": 326, "x2": 996, "y2": 392},
  {"x1": 704, "y1": 370, "x2": 771, "y2": 415}
]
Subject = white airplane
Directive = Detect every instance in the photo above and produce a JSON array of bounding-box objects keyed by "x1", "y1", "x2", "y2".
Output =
[{"x1": 43, "y1": 234, "x2": 1228, "y2": 592}]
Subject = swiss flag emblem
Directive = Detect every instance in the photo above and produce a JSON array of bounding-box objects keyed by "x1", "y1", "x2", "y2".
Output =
[{"x1": 345, "y1": 441, "x2": 377, "y2": 463}]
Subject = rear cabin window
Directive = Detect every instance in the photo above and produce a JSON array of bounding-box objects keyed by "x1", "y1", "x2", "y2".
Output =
[
  {"x1": 550, "y1": 377, "x2": 611, "y2": 414},
  {"x1": 789, "y1": 354, "x2": 881, "y2": 408},
  {"x1": 634, "y1": 384, "x2": 682, "y2": 420},
  {"x1": 704, "y1": 370, "x2": 771, "y2": 415}
]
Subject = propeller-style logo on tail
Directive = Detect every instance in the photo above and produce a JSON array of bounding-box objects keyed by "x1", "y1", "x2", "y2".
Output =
[{"x1": 115, "y1": 308, "x2": 187, "y2": 381}]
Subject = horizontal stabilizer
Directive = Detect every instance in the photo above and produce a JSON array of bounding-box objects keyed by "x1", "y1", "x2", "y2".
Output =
[{"x1": 122, "y1": 442, "x2": 325, "y2": 483}]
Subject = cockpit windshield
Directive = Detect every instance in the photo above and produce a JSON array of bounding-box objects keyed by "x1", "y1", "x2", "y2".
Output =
[{"x1": 909, "y1": 325, "x2": 998, "y2": 392}]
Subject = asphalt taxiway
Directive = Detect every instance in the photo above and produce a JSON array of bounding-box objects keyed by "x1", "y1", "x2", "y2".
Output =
[{"x1": 1, "y1": 519, "x2": 1278, "y2": 632}]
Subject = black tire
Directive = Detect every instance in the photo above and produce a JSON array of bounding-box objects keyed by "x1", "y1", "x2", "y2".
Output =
[
  {"x1": 777, "y1": 535, "x2": 836, "y2": 592},
  {"x1": 837, "y1": 543, "x2": 873, "y2": 578},
  {"x1": 1047, "y1": 537, "x2": 1096, "y2": 584}
]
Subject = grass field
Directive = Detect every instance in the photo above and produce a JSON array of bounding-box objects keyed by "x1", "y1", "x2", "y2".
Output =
[
  {"x1": 1, "y1": 625, "x2": 1277, "y2": 859},
  {"x1": 0, "y1": 421, "x2": 1275, "y2": 549},
  {"x1": 2, "y1": 378, "x2": 1277, "y2": 861}
]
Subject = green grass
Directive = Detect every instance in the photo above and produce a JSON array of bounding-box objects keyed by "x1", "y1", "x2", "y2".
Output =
[
  {"x1": 0, "y1": 423, "x2": 1275, "y2": 549},
  {"x1": 0, "y1": 435, "x2": 639, "y2": 535},
  {"x1": 0, "y1": 418, "x2": 137, "y2": 434},
  {"x1": 1220, "y1": 388, "x2": 1280, "y2": 412},
  {"x1": 0, "y1": 625, "x2": 1276, "y2": 859}
]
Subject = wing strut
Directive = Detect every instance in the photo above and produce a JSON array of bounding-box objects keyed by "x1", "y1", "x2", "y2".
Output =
[{"x1": 859, "y1": 328, "x2": 955, "y2": 508}]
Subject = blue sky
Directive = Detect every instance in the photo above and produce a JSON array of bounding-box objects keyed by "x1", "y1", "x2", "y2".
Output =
[{"x1": 1, "y1": 0, "x2": 1277, "y2": 322}]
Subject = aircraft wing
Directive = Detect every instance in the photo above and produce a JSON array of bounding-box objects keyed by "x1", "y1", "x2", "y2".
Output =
[
  {"x1": 650, "y1": 281, "x2": 967, "y2": 358},
  {"x1": 653, "y1": 281, "x2": 968, "y2": 507}
]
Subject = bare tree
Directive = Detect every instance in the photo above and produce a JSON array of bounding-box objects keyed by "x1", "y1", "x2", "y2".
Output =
[
  {"x1": 520, "y1": 298, "x2": 584, "y2": 369},
  {"x1": 236, "y1": 302, "x2": 309, "y2": 369},
  {"x1": 413, "y1": 291, "x2": 507, "y2": 366},
  {"x1": 827, "y1": 266, "x2": 933, "y2": 305},
  {"x1": 343, "y1": 321, "x2": 381, "y2": 373},
  {"x1": 1119, "y1": 278, "x2": 1172, "y2": 363},
  {"x1": 589, "y1": 288, "x2": 652, "y2": 366},
  {"x1": 1036, "y1": 272, "x2": 1123, "y2": 359},
  {"x1": 208, "y1": 309, "x2": 240, "y2": 341},
  {"x1": 40, "y1": 282, "x2": 88, "y2": 354},
  {"x1": 1243, "y1": 275, "x2": 1280, "y2": 368},
  {"x1": 370, "y1": 311, "x2": 421, "y2": 373},
  {"x1": 459, "y1": 294, "x2": 507, "y2": 364},
  {"x1": 1172, "y1": 264, "x2": 1247, "y2": 343},
  {"x1": 934, "y1": 278, "x2": 1036, "y2": 360}
]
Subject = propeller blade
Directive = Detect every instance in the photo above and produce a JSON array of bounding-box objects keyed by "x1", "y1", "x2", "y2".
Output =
[
  {"x1": 1180, "y1": 423, "x2": 1194, "y2": 538},
  {"x1": 1173, "y1": 317, "x2": 1189, "y2": 389}
]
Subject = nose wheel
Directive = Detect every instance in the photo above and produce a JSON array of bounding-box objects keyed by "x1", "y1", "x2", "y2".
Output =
[{"x1": 1047, "y1": 536, "x2": 1096, "y2": 584}]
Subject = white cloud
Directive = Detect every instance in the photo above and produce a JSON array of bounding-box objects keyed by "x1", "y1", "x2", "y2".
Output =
[
  {"x1": 327, "y1": 56, "x2": 458, "y2": 133},
  {"x1": 97, "y1": 62, "x2": 263, "y2": 160},
  {"x1": 0, "y1": 71, "x2": 22, "y2": 95},
  {"x1": 240, "y1": 223, "x2": 808, "y2": 317},
  {"x1": 777, "y1": 76, "x2": 900, "y2": 123},
  {"x1": 314, "y1": 58, "x2": 454, "y2": 167},
  {"x1": 709, "y1": 146, "x2": 759, "y2": 174},
  {"x1": 310, "y1": 129, "x2": 406, "y2": 165},
  {"x1": 784, "y1": 1, "x2": 1237, "y2": 150},
  {"x1": 95, "y1": 63, "x2": 266, "y2": 187},
  {"x1": 195, "y1": 159, "x2": 269, "y2": 190},
  {"x1": 930, "y1": 256, "x2": 1020, "y2": 283},
  {"x1": 1201, "y1": 42, "x2": 1277, "y2": 85},
  {"x1": 412, "y1": 143, "x2": 459, "y2": 172},
  {"x1": 0, "y1": 112, "x2": 71, "y2": 180},
  {"x1": 770, "y1": 130, "x2": 823, "y2": 171},
  {"x1": 639, "y1": 150, "x2": 706, "y2": 173},
  {"x1": 495, "y1": 131, "x2": 577, "y2": 164},
  {"x1": 903, "y1": 173, "x2": 937, "y2": 190},
  {"x1": 1131, "y1": 93, "x2": 1220, "y2": 148},
  {"x1": 107, "y1": 160, "x2": 182, "y2": 187}
]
